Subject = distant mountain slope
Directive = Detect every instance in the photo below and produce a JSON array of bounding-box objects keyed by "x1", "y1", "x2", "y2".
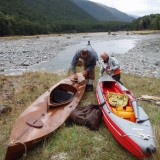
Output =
[
  {"x1": 98, "y1": 3, "x2": 135, "y2": 22},
  {"x1": 0, "y1": 0, "x2": 96, "y2": 24},
  {"x1": 71, "y1": 0, "x2": 135, "y2": 22}
]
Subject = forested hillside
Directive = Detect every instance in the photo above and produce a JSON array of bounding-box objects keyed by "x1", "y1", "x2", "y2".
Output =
[
  {"x1": 130, "y1": 14, "x2": 160, "y2": 30},
  {"x1": 0, "y1": 0, "x2": 159, "y2": 36},
  {"x1": 0, "y1": 0, "x2": 96, "y2": 23},
  {"x1": 0, "y1": 0, "x2": 96, "y2": 36},
  {"x1": 0, "y1": 0, "x2": 133, "y2": 36}
]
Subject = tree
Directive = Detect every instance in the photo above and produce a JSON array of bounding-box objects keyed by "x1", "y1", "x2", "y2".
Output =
[
  {"x1": 154, "y1": 15, "x2": 160, "y2": 30},
  {"x1": 0, "y1": 12, "x2": 14, "y2": 36}
]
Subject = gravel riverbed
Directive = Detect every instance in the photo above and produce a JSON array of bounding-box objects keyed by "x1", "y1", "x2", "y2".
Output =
[
  {"x1": 0, "y1": 32, "x2": 160, "y2": 78},
  {"x1": 114, "y1": 34, "x2": 160, "y2": 78}
]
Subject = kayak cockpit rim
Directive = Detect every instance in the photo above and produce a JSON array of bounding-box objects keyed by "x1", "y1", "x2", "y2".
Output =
[
  {"x1": 98, "y1": 75, "x2": 116, "y2": 83},
  {"x1": 48, "y1": 83, "x2": 77, "y2": 108}
]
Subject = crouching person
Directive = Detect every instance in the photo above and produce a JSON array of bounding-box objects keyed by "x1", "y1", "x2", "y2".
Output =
[
  {"x1": 99, "y1": 52, "x2": 123, "y2": 84},
  {"x1": 71, "y1": 48, "x2": 97, "y2": 92}
]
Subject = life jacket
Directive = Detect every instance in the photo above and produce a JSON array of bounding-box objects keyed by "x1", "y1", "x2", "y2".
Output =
[{"x1": 114, "y1": 68, "x2": 121, "y2": 75}]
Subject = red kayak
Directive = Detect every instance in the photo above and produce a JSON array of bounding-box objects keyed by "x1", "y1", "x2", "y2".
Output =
[{"x1": 96, "y1": 76, "x2": 156, "y2": 159}]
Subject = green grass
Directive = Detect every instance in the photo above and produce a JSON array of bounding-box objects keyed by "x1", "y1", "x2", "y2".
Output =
[{"x1": 0, "y1": 69, "x2": 160, "y2": 160}]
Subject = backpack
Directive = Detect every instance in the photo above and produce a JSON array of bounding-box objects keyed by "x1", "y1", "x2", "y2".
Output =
[{"x1": 67, "y1": 102, "x2": 105, "y2": 131}]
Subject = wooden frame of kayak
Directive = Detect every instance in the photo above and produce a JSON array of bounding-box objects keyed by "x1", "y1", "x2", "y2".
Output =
[
  {"x1": 4, "y1": 73, "x2": 86, "y2": 160},
  {"x1": 96, "y1": 76, "x2": 156, "y2": 159}
]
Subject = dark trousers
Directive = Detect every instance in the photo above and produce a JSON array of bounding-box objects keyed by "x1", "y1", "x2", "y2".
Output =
[{"x1": 112, "y1": 74, "x2": 123, "y2": 85}]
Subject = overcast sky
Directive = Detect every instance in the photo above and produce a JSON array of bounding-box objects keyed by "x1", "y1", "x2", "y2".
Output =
[{"x1": 90, "y1": 0, "x2": 160, "y2": 17}]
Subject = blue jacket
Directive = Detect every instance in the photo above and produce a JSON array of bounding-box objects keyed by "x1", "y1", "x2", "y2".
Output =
[{"x1": 71, "y1": 47, "x2": 98, "y2": 73}]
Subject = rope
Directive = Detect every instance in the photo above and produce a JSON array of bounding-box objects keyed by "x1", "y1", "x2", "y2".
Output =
[{"x1": 11, "y1": 140, "x2": 27, "y2": 158}]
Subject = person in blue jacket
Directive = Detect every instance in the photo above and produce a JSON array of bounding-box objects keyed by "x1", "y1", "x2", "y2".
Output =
[{"x1": 71, "y1": 46, "x2": 98, "y2": 92}]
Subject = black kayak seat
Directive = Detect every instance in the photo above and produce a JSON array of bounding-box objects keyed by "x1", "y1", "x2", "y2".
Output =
[
  {"x1": 51, "y1": 88, "x2": 74, "y2": 103},
  {"x1": 48, "y1": 83, "x2": 77, "y2": 108}
]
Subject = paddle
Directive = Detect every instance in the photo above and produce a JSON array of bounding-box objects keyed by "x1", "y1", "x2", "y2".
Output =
[
  {"x1": 131, "y1": 100, "x2": 149, "y2": 123},
  {"x1": 117, "y1": 83, "x2": 149, "y2": 123}
]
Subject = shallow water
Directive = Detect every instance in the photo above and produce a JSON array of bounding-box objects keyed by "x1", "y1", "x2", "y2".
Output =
[{"x1": 28, "y1": 39, "x2": 137, "y2": 73}]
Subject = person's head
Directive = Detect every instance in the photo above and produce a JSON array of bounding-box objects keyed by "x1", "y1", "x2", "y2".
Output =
[
  {"x1": 80, "y1": 49, "x2": 88, "y2": 60},
  {"x1": 101, "y1": 52, "x2": 109, "y2": 61}
]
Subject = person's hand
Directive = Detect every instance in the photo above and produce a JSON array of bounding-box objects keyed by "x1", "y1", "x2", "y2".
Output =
[
  {"x1": 106, "y1": 68, "x2": 111, "y2": 73},
  {"x1": 106, "y1": 66, "x2": 112, "y2": 74},
  {"x1": 82, "y1": 70, "x2": 88, "y2": 77},
  {"x1": 73, "y1": 73, "x2": 78, "y2": 80}
]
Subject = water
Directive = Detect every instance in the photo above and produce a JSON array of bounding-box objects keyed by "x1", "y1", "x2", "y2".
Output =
[
  {"x1": 93, "y1": 39, "x2": 136, "y2": 54},
  {"x1": 28, "y1": 39, "x2": 136, "y2": 73}
]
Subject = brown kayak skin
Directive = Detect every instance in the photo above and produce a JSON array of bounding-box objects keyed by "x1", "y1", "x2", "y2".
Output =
[{"x1": 4, "y1": 73, "x2": 86, "y2": 160}]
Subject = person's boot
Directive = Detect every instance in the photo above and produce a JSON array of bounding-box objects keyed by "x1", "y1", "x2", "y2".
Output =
[
  {"x1": 90, "y1": 85, "x2": 93, "y2": 91},
  {"x1": 85, "y1": 85, "x2": 89, "y2": 92},
  {"x1": 86, "y1": 85, "x2": 93, "y2": 92}
]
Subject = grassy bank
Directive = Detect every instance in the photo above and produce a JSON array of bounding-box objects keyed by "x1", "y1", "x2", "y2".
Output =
[{"x1": 0, "y1": 69, "x2": 160, "y2": 160}]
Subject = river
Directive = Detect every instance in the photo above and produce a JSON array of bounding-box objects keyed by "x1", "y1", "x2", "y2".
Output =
[{"x1": 1, "y1": 32, "x2": 159, "y2": 77}]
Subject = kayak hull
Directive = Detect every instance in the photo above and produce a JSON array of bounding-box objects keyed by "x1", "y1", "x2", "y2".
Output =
[
  {"x1": 5, "y1": 73, "x2": 86, "y2": 160},
  {"x1": 96, "y1": 76, "x2": 156, "y2": 159}
]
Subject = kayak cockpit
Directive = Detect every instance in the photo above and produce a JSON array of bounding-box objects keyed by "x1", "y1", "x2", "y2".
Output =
[
  {"x1": 100, "y1": 81, "x2": 136, "y2": 122},
  {"x1": 48, "y1": 83, "x2": 77, "y2": 108}
]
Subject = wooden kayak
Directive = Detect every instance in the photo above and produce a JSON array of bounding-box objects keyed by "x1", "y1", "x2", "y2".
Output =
[
  {"x1": 5, "y1": 73, "x2": 85, "y2": 160},
  {"x1": 96, "y1": 76, "x2": 156, "y2": 159}
]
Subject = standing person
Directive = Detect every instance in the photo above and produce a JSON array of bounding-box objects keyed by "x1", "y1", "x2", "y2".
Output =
[
  {"x1": 71, "y1": 46, "x2": 98, "y2": 92},
  {"x1": 99, "y1": 52, "x2": 123, "y2": 84}
]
